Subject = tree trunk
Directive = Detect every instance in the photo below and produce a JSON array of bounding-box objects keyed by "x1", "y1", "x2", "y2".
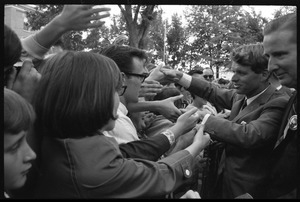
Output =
[{"x1": 119, "y1": 5, "x2": 156, "y2": 49}]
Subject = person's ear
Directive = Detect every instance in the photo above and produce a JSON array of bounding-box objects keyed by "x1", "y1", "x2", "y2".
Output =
[
  {"x1": 261, "y1": 70, "x2": 270, "y2": 82},
  {"x1": 121, "y1": 72, "x2": 127, "y2": 84}
]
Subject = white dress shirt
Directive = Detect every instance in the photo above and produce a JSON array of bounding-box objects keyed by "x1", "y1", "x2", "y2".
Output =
[{"x1": 103, "y1": 102, "x2": 140, "y2": 144}]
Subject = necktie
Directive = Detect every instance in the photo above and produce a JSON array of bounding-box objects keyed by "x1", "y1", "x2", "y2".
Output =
[{"x1": 241, "y1": 98, "x2": 247, "y2": 111}]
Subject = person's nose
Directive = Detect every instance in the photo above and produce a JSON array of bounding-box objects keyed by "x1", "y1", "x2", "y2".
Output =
[
  {"x1": 231, "y1": 73, "x2": 238, "y2": 82},
  {"x1": 23, "y1": 142, "x2": 37, "y2": 162},
  {"x1": 268, "y1": 56, "x2": 278, "y2": 72}
]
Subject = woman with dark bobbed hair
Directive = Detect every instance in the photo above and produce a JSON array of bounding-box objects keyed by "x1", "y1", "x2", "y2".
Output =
[{"x1": 32, "y1": 51, "x2": 210, "y2": 198}]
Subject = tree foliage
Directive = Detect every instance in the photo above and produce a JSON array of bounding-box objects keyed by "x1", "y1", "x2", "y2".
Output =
[
  {"x1": 166, "y1": 13, "x2": 187, "y2": 69},
  {"x1": 272, "y1": 6, "x2": 296, "y2": 19},
  {"x1": 25, "y1": 4, "x2": 159, "y2": 51},
  {"x1": 24, "y1": 4, "x2": 277, "y2": 75},
  {"x1": 184, "y1": 5, "x2": 268, "y2": 77},
  {"x1": 147, "y1": 8, "x2": 165, "y2": 63}
]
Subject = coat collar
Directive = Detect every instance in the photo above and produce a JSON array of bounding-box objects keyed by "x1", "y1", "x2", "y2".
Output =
[{"x1": 231, "y1": 85, "x2": 276, "y2": 121}]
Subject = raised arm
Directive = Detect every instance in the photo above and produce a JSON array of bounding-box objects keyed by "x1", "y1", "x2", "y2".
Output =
[{"x1": 22, "y1": 5, "x2": 111, "y2": 59}]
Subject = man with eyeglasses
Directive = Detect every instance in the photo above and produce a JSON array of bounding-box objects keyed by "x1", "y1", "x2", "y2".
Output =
[
  {"x1": 100, "y1": 45, "x2": 149, "y2": 143},
  {"x1": 100, "y1": 45, "x2": 202, "y2": 198},
  {"x1": 203, "y1": 68, "x2": 214, "y2": 82},
  {"x1": 100, "y1": 45, "x2": 184, "y2": 145}
]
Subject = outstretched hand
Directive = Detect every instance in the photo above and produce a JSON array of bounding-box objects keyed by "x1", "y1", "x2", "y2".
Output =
[
  {"x1": 146, "y1": 63, "x2": 173, "y2": 85},
  {"x1": 156, "y1": 94, "x2": 184, "y2": 122},
  {"x1": 56, "y1": 5, "x2": 111, "y2": 31},
  {"x1": 159, "y1": 66, "x2": 182, "y2": 83},
  {"x1": 174, "y1": 106, "x2": 200, "y2": 135},
  {"x1": 193, "y1": 124, "x2": 211, "y2": 148},
  {"x1": 139, "y1": 79, "x2": 163, "y2": 100},
  {"x1": 166, "y1": 126, "x2": 197, "y2": 156}
]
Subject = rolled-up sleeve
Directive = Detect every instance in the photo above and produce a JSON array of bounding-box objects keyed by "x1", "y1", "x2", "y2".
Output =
[{"x1": 21, "y1": 34, "x2": 49, "y2": 60}]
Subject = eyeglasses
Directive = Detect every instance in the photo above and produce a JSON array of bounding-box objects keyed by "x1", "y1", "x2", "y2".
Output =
[
  {"x1": 118, "y1": 85, "x2": 127, "y2": 96},
  {"x1": 123, "y1": 71, "x2": 149, "y2": 83},
  {"x1": 203, "y1": 75, "x2": 213, "y2": 79}
]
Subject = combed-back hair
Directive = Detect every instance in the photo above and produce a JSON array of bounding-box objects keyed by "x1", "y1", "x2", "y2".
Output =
[
  {"x1": 263, "y1": 13, "x2": 296, "y2": 42},
  {"x1": 100, "y1": 45, "x2": 148, "y2": 72},
  {"x1": 33, "y1": 51, "x2": 122, "y2": 139},
  {"x1": 4, "y1": 88, "x2": 36, "y2": 134},
  {"x1": 4, "y1": 24, "x2": 22, "y2": 67},
  {"x1": 231, "y1": 43, "x2": 268, "y2": 74}
]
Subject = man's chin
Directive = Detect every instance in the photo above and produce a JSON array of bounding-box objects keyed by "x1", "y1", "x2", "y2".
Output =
[{"x1": 279, "y1": 78, "x2": 294, "y2": 88}]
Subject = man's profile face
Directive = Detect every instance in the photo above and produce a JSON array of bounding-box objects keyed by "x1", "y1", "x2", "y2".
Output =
[
  {"x1": 263, "y1": 30, "x2": 297, "y2": 88},
  {"x1": 123, "y1": 57, "x2": 147, "y2": 104},
  {"x1": 231, "y1": 62, "x2": 264, "y2": 97}
]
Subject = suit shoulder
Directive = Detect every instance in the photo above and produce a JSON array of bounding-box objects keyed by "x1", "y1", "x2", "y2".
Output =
[
  {"x1": 268, "y1": 92, "x2": 290, "y2": 106},
  {"x1": 272, "y1": 90, "x2": 290, "y2": 100}
]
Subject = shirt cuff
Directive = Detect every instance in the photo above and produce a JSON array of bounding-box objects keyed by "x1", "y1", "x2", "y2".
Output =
[
  {"x1": 21, "y1": 34, "x2": 49, "y2": 60},
  {"x1": 178, "y1": 73, "x2": 192, "y2": 88},
  {"x1": 161, "y1": 129, "x2": 175, "y2": 146}
]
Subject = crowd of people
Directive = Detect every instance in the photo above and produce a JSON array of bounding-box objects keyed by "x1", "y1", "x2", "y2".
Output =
[{"x1": 4, "y1": 5, "x2": 298, "y2": 199}]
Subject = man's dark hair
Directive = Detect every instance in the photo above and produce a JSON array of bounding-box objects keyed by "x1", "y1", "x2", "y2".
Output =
[
  {"x1": 231, "y1": 43, "x2": 268, "y2": 74},
  {"x1": 100, "y1": 45, "x2": 148, "y2": 72},
  {"x1": 4, "y1": 24, "x2": 22, "y2": 67}
]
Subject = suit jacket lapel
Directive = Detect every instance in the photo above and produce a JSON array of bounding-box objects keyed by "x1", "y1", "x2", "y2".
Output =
[
  {"x1": 229, "y1": 97, "x2": 245, "y2": 120},
  {"x1": 232, "y1": 85, "x2": 277, "y2": 122}
]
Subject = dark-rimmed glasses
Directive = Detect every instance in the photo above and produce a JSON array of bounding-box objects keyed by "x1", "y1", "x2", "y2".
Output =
[
  {"x1": 123, "y1": 71, "x2": 149, "y2": 83},
  {"x1": 203, "y1": 75, "x2": 213, "y2": 79},
  {"x1": 118, "y1": 85, "x2": 127, "y2": 96}
]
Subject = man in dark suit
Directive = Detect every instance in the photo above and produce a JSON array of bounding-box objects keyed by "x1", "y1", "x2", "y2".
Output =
[
  {"x1": 262, "y1": 12, "x2": 298, "y2": 199},
  {"x1": 159, "y1": 43, "x2": 289, "y2": 198}
]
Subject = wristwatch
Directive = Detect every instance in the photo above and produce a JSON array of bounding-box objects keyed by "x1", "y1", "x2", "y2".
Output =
[{"x1": 161, "y1": 129, "x2": 175, "y2": 146}]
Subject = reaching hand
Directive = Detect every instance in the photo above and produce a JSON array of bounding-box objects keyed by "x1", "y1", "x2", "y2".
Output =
[
  {"x1": 159, "y1": 66, "x2": 182, "y2": 83},
  {"x1": 174, "y1": 107, "x2": 200, "y2": 135},
  {"x1": 139, "y1": 79, "x2": 163, "y2": 100},
  {"x1": 7, "y1": 59, "x2": 41, "y2": 103},
  {"x1": 55, "y1": 5, "x2": 111, "y2": 31},
  {"x1": 193, "y1": 124, "x2": 211, "y2": 148},
  {"x1": 216, "y1": 109, "x2": 231, "y2": 119},
  {"x1": 166, "y1": 127, "x2": 197, "y2": 156},
  {"x1": 182, "y1": 105, "x2": 211, "y2": 122},
  {"x1": 146, "y1": 63, "x2": 173, "y2": 85},
  {"x1": 156, "y1": 94, "x2": 184, "y2": 122}
]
